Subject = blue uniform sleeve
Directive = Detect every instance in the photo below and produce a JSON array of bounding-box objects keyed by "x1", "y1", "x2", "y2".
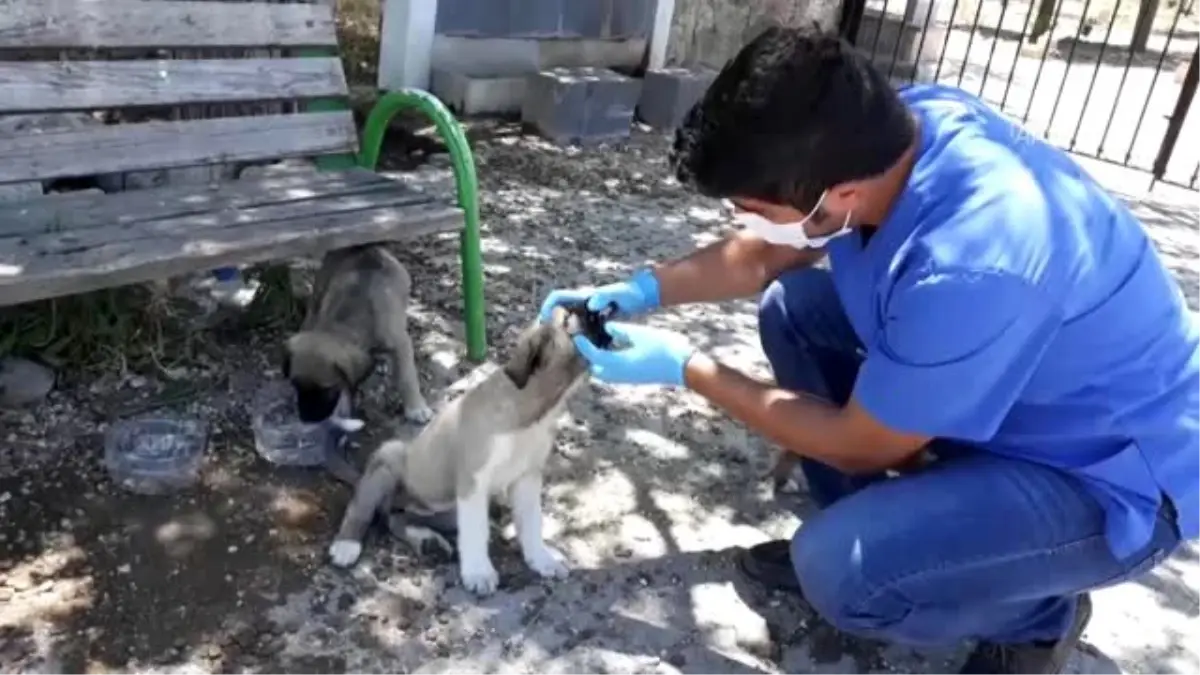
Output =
[{"x1": 854, "y1": 269, "x2": 1063, "y2": 441}]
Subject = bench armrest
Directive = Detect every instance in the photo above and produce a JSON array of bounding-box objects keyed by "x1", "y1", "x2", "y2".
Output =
[{"x1": 358, "y1": 90, "x2": 487, "y2": 362}]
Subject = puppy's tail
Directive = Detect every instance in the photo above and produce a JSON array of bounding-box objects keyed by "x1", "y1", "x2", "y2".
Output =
[{"x1": 328, "y1": 440, "x2": 406, "y2": 567}]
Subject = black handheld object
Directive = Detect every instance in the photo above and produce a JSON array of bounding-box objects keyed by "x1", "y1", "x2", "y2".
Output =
[{"x1": 564, "y1": 300, "x2": 617, "y2": 350}]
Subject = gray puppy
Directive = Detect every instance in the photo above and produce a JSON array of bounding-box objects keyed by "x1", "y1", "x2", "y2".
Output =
[
  {"x1": 284, "y1": 245, "x2": 433, "y2": 426},
  {"x1": 327, "y1": 306, "x2": 589, "y2": 595}
]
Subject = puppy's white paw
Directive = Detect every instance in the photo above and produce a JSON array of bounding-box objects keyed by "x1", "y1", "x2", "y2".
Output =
[
  {"x1": 459, "y1": 558, "x2": 500, "y2": 595},
  {"x1": 525, "y1": 545, "x2": 569, "y2": 580},
  {"x1": 328, "y1": 539, "x2": 363, "y2": 568},
  {"x1": 405, "y1": 403, "x2": 435, "y2": 424}
]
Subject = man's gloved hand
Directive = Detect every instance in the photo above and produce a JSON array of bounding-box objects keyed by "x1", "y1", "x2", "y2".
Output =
[
  {"x1": 538, "y1": 269, "x2": 661, "y2": 323},
  {"x1": 572, "y1": 322, "x2": 695, "y2": 387}
]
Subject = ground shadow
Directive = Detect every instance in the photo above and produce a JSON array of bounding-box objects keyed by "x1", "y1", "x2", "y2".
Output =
[{"x1": 0, "y1": 359, "x2": 409, "y2": 672}]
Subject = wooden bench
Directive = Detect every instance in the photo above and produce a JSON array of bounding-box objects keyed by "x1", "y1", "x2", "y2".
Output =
[{"x1": 0, "y1": 0, "x2": 488, "y2": 360}]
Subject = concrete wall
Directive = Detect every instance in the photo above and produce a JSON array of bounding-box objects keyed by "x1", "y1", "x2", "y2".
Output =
[
  {"x1": 666, "y1": 0, "x2": 843, "y2": 68},
  {"x1": 435, "y1": 0, "x2": 654, "y2": 39}
]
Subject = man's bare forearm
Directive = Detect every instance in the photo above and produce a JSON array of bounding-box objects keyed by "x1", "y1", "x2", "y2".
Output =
[
  {"x1": 683, "y1": 353, "x2": 927, "y2": 474},
  {"x1": 682, "y1": 352, "x2": 858, "y2": 471},
  {"x1": 652, "y1": 232, "x2": 822, "y2": 308}
]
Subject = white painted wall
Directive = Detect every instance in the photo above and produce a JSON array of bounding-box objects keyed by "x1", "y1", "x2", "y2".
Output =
[{"x1": 378, "y1": 0, "x2": 439, "y2": 91}]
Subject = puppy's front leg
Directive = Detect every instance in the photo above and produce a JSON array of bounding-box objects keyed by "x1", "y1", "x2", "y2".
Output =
[
  {"x1": 510, "y1": 473, "x2": 568, "y2": 580},
  {"x1": 387, "y1": 319, "x2": 434, "y2": 424},
  {"x1": 328, "y1": 461, "x2": 397, "y2": 567},
  {"x1": 456, "y1": 488, "x2": 499, "y2": 595}
]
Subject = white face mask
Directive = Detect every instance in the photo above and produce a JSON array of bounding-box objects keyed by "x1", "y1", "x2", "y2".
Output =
[{"x1": 724, "y1": 191, "x2": 852, "y2": 250}]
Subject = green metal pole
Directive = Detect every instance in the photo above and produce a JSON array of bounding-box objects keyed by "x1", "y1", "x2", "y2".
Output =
[{"x1": 357, "y1": 90, "x2": 487, "y2": 362}]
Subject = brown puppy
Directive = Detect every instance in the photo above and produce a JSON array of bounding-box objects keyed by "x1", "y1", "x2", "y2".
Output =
[{"x1": 284, "y1": 245, "x2": 433, "y2": 426}]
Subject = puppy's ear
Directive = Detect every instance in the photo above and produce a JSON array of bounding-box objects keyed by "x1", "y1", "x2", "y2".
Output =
[
  {"x1": 331, "y1": 342, "x2": 374, "y2": 388},
  {"x1": 503, "y1": 327, "x2": 550, "y2": 389}
]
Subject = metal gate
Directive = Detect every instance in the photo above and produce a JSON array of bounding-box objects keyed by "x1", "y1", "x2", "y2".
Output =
[{"x1": 841, "y1": 0, "x2": 1200, "y2": 191}]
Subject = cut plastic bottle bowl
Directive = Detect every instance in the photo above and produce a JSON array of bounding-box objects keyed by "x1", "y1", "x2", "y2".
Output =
[
  {"x1": 251, "y1": 380, "x2": 344, "y2": 467},
  {"x1": 104, "y1": 417, "x2": 209, "y2": 495}
]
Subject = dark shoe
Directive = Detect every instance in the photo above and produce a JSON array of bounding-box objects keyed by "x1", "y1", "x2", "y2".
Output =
[
  {"x1": 959, "y1": 594, "x2": 1093, "y2": 674},
  {"x1": 737, "y1": 540, "x2": 803, "y2": 594}
]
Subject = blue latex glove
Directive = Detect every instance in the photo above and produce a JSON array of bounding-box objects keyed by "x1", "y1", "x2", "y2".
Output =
[
  {"x1": 572, "y1": 322, "x2": 695, "y2": 387},
  {"x1": 539, "y1": 268, "x2": 661, "y2": 323}
]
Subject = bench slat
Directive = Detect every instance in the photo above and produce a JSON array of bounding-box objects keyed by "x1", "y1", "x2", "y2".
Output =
[
  {"x1": 0, "y1": 58, "x2": 349, "y2": 115},
  {"x1": 0, "y1": 191, "x2": 462, "y2": 307},
  {"x1": 0, "y1": 111, "x2": 358, "y2": 185},
  {"x1": 0, "y1": 170, "x2": 399, "y2": 238},
  {"x1": 0, "y1": 0, "x2": 337, "y2": 51},
  {"x1": 25, "y1": 184, "x2": 440, "y2": 255}
]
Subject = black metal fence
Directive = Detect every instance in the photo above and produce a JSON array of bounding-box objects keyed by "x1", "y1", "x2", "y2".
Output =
[{"x1": 841, "y1": 0, "x2": 1200, "y2": 191}]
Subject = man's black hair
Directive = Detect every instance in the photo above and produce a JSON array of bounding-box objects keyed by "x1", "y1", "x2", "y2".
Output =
[{"x1": 671, "y1": 24, "x2": 916, "y2": 211}]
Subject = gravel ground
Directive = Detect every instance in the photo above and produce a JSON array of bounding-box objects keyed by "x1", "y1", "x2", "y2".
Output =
[{"x1": 1, "y1": 123, "x2": 1197, "y2": 673}]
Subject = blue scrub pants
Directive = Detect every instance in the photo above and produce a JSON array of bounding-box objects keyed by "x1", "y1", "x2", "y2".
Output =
[{"x1": 758, "y1": 267, "x2": 1182, "y2": 646}]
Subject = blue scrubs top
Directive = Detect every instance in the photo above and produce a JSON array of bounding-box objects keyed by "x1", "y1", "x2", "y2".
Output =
[{"x1": 832, "y1": 83, "x2": 1199, "y2": 558}]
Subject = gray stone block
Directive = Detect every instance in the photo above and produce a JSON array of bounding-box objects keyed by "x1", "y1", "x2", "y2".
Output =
[
  {"x1": 432, "y1": 68, "x2": 527, "y2": 115},
  {"x1": 522, "y1": 67, "x2": 641, "y2": 144},
  {"x1": 637, "y1": 68, "x2": 717, "y2": 130}
]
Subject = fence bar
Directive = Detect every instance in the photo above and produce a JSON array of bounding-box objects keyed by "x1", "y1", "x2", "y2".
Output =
[
  {"x1": 1044, "y1": 0, "x2": 1097, "y2": 139},
  {"x1": 1127, "y1": 1, "x2": 1189, "y2": 164},
  {"x1": 1071, "y1": 0, "x2": 1125, "y2": 151},
  {"x1": 1152, "y1": 48, "x2": 1198, "y2": 185},
  {"x1": 1021, "y1": 0, "x2": 1071, "y2": 125},
  {"x1": 1099, "y1": 2, "x2": 1150, "y2": 155},
  {"x1": 1000, "y1": 0, "x2": 1037, "y2": 110}
]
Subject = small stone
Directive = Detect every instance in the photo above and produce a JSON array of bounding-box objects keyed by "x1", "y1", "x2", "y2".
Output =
[
  {"x1": 116, "y1": 563, "x2": 131, "y2": 574},
  {"x1": 0, "y1": 357, "x2": 55, "y2": 408}
]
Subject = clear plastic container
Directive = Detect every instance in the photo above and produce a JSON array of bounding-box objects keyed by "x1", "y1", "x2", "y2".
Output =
[
  {"x1": 104, "y1": 417, "x2": 209, "y2": 495},
  {"x1": 251, "y1": 380, "x2": 346, "y2": 467}
]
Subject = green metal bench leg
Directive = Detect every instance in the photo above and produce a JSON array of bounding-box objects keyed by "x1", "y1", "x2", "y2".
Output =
[{"x1": 357, "y1": 90, "x2": 487, "y2": 362}]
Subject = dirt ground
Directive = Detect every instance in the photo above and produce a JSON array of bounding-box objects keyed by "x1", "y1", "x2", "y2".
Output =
[{"x1": 1, "y1": 125, "x2": 1197, "y2": 674}]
